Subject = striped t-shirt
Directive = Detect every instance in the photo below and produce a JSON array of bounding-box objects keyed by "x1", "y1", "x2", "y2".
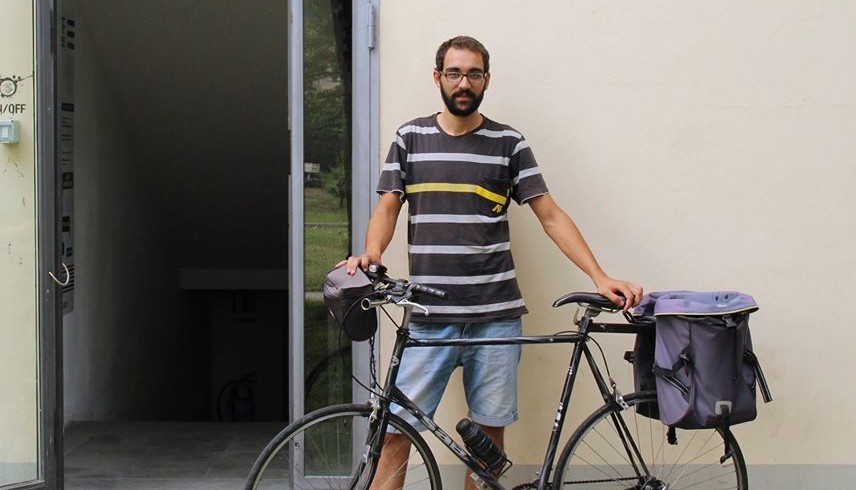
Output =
[{"x1": 377, "y1": 114, "x2": 549, "y2": 323}]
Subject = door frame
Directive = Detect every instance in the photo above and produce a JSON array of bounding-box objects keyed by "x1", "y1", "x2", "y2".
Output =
[
  {"x1": 286, "y1": 0, "x2": 305, "y2": 425},
  {"x1": 37, "y1": 0, "x2": 62, "y2": 488},
  {"x1": 350, "y1": 0, "x2": 380, "y2": 404}
]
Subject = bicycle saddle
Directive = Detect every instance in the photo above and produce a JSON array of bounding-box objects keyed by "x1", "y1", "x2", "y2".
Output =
[{"x1": 552, "y1": 292, "x2": 621, "y2": 310}]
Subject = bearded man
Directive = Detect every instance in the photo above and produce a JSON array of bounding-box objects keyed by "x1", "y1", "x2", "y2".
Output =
[{"x1": 343, "y1": 35, "x2": 643, "y2": 489}]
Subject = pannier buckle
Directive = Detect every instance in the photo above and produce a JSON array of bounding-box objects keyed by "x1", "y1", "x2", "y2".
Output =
[{"x1": 715, "y1": 400, "x2": 732, "y2": 416}]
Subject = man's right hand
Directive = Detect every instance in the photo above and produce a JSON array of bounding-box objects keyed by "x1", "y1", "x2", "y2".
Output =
[{"x1": 336, "y1": 254, "x2": 381, "y2": 276}]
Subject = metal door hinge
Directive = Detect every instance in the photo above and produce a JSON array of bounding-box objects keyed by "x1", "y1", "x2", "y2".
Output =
[{"x1": 367, "y1": 4, "x2": 376, "y2": 50}]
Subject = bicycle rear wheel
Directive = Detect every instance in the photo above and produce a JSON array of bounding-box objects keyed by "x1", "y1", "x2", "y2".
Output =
[
  {"x1": 245, "y1": 403, "x2": 441, "y2": 490},
  {"x1": 555, "y1": 392, "x2": 748, "y2": 489}
]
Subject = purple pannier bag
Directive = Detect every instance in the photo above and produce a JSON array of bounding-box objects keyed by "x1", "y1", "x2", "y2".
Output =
[{"x1": 634, "y1": 291, "x2": 772, "y2": 431}]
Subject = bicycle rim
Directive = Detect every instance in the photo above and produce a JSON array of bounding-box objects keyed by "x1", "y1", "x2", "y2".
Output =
[
  {"x1": 555, "y1": 392, "x2": 748, "y2": 489},
  {"x1": 246, "y1": 403, "x2": 442, "y2": 490}
]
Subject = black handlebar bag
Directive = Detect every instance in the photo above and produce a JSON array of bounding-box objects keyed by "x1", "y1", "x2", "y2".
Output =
[
  {"x1": 322, "y1": 265, "x2": 377, "y2": 342},
  {"x1": 634, "y1": 291, "x2": 772, "y2": 433}
]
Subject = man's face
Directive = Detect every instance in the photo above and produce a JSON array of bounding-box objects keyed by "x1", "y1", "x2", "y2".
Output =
[{"x1": 434, "y1": 47, "x2": 490, "y2": 117}]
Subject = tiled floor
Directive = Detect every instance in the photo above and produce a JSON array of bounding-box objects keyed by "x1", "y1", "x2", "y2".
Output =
[{"x1": 64, "y1": 421, "x2": 285, "y2": 489}]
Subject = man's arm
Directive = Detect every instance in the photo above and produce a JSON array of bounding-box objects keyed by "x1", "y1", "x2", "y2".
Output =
[
  {"x1": 342, "y1": 192, "x2": 404, "y2": 274},
  {"x1": 527, "y1": 194, "x2": 642, "y2": 309}
]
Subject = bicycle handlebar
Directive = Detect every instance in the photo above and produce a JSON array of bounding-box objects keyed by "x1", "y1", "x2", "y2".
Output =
[
  {"x1": 364, "y1": 264, "x2": 449, "y2": 299},
  {"x1": 410, "y1": 283, "x2": 448, "y2": 299},
  {"x1": 361, "y1": 266, "x2": 649, "y2": 326}
]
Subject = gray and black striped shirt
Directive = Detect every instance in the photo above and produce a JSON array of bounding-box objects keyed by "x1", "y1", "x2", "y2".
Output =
[{"x1": 378, "y1": 114, "x2": 549, "y2": 323}]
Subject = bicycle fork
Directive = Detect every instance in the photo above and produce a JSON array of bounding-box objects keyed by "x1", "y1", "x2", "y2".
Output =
[{"x1": 350, "y1": 395, "x2": 385, "y2": 490}]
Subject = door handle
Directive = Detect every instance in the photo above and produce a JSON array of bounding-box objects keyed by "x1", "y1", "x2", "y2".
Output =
[{"x1": 48, "y1": 262, "x2": 71, "y2": 286}]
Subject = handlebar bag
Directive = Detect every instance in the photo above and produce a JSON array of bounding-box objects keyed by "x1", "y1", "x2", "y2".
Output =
[
  {"x1": 634, "y1": 291, "x2": 772, "y2": 430},
  {"x1": 322, "y1": 265, "x2": 378, "y2": 341}
]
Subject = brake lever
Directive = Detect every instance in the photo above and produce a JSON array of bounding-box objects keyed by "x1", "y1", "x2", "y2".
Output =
[{"x1": 395, "y1": 298, "x2": 428, "y2": 315}]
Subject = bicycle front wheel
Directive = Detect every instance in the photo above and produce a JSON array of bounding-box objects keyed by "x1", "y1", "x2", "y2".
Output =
[
  {"x1": 245, "y1": 403, "x2": 442, "y2": 490},
  {"x1": 555, "y1": 392, "x2": 748, "y2": 489}
]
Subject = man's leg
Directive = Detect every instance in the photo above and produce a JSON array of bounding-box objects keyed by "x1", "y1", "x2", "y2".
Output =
[
  {"x1": 377, "y1": 322, "x2": 460, "y2": 489},
  {"x1": 461, "y1": 318, "x2": 522, "y2": 489},
  {"x1": 464, "y1": 424, "x2": 505, "y2": 490},
  {"x1": 370, "y1": 433, "x2": 411, "y2": 490}
]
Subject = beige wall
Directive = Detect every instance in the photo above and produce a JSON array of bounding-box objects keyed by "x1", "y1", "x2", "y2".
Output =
[
  {"x1": 0, "y1": 0, "x2": 38, "y2": 481},
  {"x1": 378, "y1": 0, "x2": 856, "y2": 470}
]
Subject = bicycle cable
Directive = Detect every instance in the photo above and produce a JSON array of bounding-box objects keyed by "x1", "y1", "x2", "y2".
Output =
[
  {"x1": 587, "y1": 331, "x2": 631, "y2": 409},
  {"x1": 306, "y1": 287, "x2": 390, "y2": 404},
  {"x1": 326, "y1": 321, "x2": 384, "y2": 401},
  {"x1": 588, "y1": 336, "x2": 612, "y2": 379},
  {"x1": 332, "y1": 302, "x2": 404, "y2": 402}
]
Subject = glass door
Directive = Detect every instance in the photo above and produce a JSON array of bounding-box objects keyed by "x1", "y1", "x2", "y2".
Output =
[
  {"x1": 290, "y1": 0, "x2": 368, "y2": 419},
  {"x1": 0, "y1": 0, "x2": 60, "y2": 488},
  {"x1": 300, "y1": 0, "x2": 354, "y2": 413},
  {"x1": 287, "y1": 0, "x2": 377, "y2": 480}
]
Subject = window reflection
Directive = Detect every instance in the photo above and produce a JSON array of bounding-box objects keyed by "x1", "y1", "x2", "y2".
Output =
[{"x1": 303, "y1": 0, "x2": 352, "y2": 412}]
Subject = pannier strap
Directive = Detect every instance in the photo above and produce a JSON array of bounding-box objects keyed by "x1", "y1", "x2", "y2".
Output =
[
  {"x1": 652, "y1": 346, "x2": 692, "y2": 396},
  {"x1": 719, "y1": 405, "x2": 735, "y2": 464},
  {"x1": 744, "y1": 350, "x2": 773, "y2": 403},
  {"x1": 653, "y1": 349, "x2": 773, "y2": 404},
  {"x1": 652, "y1": 366, "x2": 689, "y2": 396}
]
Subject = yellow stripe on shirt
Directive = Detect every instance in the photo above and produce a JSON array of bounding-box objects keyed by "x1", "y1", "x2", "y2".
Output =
[{"x1": 405, "y1": 183, "x2": 508, "y2": 206}]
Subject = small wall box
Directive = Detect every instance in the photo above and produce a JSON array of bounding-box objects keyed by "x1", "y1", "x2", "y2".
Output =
[{"x1": 0, "y1": 119, "x2": 20, "y2": 144}]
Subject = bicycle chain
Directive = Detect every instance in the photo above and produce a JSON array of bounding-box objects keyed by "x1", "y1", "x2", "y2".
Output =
[
  {"x1": 493, "y1": 478, "x2": 639, "y2": 490},
  {"x1": 510, "y1": 476, "x2": 638, "y2": 488},
  {"x1": 560, "y1": 476, "x2": 639, "y2": 485},
  {"x1": 510, "y1": 483, "x2": 536, "y2": 490}
]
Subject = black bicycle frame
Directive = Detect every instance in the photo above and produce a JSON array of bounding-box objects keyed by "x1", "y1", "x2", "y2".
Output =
[{"x1": 373, "y1": 308, "x2": 649, "y2": 490}]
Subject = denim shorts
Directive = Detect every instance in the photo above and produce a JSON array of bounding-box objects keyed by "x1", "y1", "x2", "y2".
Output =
[{"x1": 390, "y1": 318, "x2": 522, "y2": 431}]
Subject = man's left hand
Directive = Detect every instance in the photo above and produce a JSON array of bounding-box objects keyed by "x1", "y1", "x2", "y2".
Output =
[{"x1": 595, "y1": 278, "x2": 644, "y2": 312}]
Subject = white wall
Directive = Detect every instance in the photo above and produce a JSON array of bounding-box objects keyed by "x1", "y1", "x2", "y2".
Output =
[{"x1": 378, "y1": 0, "x2": 856, "y2": 481}]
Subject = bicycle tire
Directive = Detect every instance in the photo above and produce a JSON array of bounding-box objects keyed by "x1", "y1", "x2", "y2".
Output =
[
  {"x1": 245, "y1": 403, "x2": 442, "y2": 490},
  {"x1": 554, "y1": 392, "x2": 748, "y2": 489}
]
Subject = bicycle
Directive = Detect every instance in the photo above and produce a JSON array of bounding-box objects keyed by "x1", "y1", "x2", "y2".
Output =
[{"x1": 246, "y1": 267, "x2": 748, "y2": 489}]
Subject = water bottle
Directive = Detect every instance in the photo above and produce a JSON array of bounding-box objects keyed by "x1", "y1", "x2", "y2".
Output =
[{"x1": 456, "y1": 418, "x2": 510, "y2": 473}]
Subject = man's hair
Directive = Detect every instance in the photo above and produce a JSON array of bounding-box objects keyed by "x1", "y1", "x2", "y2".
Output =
[{"x1": 435, "y1": 36, "x2": 490, "y2": 73}]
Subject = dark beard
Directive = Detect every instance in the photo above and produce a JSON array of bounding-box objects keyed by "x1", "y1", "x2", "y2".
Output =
[{"x1": 440, "y1": 86, "x2": 484, "y2": 117}]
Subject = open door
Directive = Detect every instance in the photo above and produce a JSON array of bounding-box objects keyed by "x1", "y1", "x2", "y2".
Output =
[
  {"x1": 0, "y1": 0, "x2": 62, "y2": 489},
  {"x1": 287, "y1": 0, "x2": 377, "y2": 442},
  {"x1": 285, "y1": 0, "x2": 377, "y2": 482}
]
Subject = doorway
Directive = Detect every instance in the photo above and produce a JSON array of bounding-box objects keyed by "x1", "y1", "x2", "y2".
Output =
[{"x1": 57, "y1": 0, "x2": 368, "y2": 487}]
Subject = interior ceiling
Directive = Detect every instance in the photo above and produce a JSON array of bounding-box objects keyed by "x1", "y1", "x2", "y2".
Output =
[{"x1": 78, "y1": 0, "x2": 290, "y2": 269}]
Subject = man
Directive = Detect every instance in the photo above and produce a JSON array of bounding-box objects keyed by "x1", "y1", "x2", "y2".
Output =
[{"x1": 343, "y1": 35, "x2": 642, "y2": 489}]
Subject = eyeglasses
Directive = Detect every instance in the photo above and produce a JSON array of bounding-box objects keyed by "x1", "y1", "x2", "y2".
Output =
[{"x1": 439, "y1": 71, "x2": 486, "y2": 83}]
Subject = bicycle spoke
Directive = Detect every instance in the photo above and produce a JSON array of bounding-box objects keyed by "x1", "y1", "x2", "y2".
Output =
[
  {"x1": 556, "y1": 394, "x2": 747, "y2": 490},
  {"x1": 663, "y1": 430, "x2": 722, "y2": 486},
  {"x1": 372, "y1": 443, "x2": 429, "y2": 489},
  {"x1": 567, "y1": 448, "x2": 627, "y2": 485},
  {"x1": 247, "y1": 406, "x2": 441, "y2": 490}
]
